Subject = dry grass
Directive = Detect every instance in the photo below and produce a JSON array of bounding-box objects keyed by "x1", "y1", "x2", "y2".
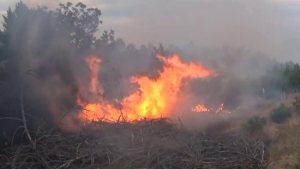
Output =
[
  {"x1": 0, "y1": 118, "x2": 267, "y2": 169},
  {"x1": 266, "y1": 117, "x2": 300, "y2": 169},
  {"x1": 201, "y1": 93, "x2": 300, "y2": 169},
  {"x1": 257, "y1": 94, "x2": 300, "y2": 169},
  {"x1": 226, "y1": 93, "x2": 300, "y2": 169}
]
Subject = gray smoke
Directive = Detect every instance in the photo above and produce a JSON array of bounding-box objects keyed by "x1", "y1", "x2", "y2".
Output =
[
  {"x1": 1, "y1": 0, "x2": 297, "y2": 133},
  {"x1": 2, "y1": 0, "x2": 300, "y2": 63}
]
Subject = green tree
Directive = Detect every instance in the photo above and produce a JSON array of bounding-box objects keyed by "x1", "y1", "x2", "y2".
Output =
[
  {"x1": 55, "y1": 2, "x2": 102, "y2": 53},
  {"x1": 260, "y1": 64, "x2": 286, "y2": 99}
]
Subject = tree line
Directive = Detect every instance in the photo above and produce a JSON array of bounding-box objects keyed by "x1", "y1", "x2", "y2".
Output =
[{"x1": 260, "y1": 62, "x2": 300, "y2": 99}]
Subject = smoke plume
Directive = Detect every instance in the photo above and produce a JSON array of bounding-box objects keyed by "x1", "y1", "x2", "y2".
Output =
[{"x1": 0, "y1": 0, "x2": 298, "y2": 144}]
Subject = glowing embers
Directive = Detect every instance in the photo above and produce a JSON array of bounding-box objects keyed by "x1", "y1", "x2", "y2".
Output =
[{"x1": 77, "y1": 54, "x2": 214, "y2": 122}]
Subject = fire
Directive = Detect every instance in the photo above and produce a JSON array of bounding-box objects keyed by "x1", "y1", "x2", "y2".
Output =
[
  {"x1": 191, "y1": 105, "x2": 210, "y2": 112},
  {"x1": 77, "y1": 54, "x2": 214, "y2": 122},
  {"x1": 85, "y1": 55, "x2": 103, "y2": 95},
  {"x1": 216, "y1": 103, "x2": 224, "y2": 113},
  {"x1": 192, "y1": 103, "x2": 232, "y2": 115}
]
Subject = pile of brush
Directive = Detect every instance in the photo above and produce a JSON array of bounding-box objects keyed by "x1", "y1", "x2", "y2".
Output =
[{"x1": 0, "y1": 118, "x2": 267, "y2": 169}]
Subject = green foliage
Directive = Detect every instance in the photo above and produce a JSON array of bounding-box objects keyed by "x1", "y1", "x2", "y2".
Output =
[
  {"x1": 281, "y1": 63, "x2": 300, "y2": 91},
  {"x1": 292, "y1": 158, "x2": 300, "y2": 169},
  {"x1": 292, "y1": 96, "x2": 300, "y2": 113},
  {"x1": 243, "y1": 116, "x2": 267, "y2": 134},
  {"x1": 56, "y1": 2, "x2": 102, "y2": 52},
  {"x1": 293, "y1": 164, "x2": 300, "y2": 169},
  {"x1": 270, "y1": 104, "x2": 292, "y2": 123},
  {"x1": 260, "y1": 63, "x2": 300, "y2": 99},
  {"x1": 259, "y1": 64, "x2": 286, "y2": 99}
]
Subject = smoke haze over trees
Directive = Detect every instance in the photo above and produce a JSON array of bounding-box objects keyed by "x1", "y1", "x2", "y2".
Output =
[{"x1": 0, "y1": 1, "x2": 300, "y2": 150}]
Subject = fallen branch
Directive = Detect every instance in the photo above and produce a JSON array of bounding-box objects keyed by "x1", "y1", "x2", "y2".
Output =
[
  {"x1": 20, "y1": 78, "x2": 35, "y2": 148},
  {"x1": 0, "y1": 118, "x2": 268, "y2": 169}
]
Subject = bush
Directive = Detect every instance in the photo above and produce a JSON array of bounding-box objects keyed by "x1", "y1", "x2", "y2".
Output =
[
  {"x1": 292, "y1": 96, "x2": 300, "y2": 113},
  {"x1": 292, "y1": 158, "x2": 300, "y2": 169},
  {"x1": 270, "y1": 104, "x2": 292, "y2": 123},
  {"x1": 293, "y1": 164, "x2": 300, "y2": 169},
  {"x1": 243, "y1": 116, "x2": 267, "y2": 134}
]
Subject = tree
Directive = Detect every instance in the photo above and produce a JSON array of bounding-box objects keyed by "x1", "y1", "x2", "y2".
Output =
[
  {"x1": 55, "y1": 2, "x2": 102, "y2": 53},
  {"x1": 260, "y1": 64, "x2": 286, "y2": 99},
  {"x1": 0, "y1": 1, "x2": 104, "y2": 149}
]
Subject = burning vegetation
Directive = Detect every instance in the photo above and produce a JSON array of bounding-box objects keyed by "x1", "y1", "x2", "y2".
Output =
[{"x1": 77, "y1": 54, "x2": 216, "y2": 122}]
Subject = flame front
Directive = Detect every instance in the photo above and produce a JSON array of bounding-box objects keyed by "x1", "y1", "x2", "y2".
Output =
[{"x1": 77, "y1": 54, "x2": 213, "y2": 121}]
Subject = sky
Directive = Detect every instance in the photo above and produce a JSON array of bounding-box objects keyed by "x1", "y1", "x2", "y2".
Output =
[{"x1": 1, "y1": 0, "x2": 300, "y2": 63}]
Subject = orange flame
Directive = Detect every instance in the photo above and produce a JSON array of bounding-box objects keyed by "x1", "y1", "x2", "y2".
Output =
[
  {"x1": 216, "y1": 103, "x2": 224, "y2": 113},
  {"x1": 192, "y1": 103, "x2": 232, "y2": 115},
  {"x1": 191, "y1": 105, "x2": 210, "y2": 112},
  {"x1": 77, "y1": 54, "x2": 213, "y2": 122}
]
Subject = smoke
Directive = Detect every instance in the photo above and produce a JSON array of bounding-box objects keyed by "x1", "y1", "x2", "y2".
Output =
[
  {"x1": 0, "y1": 2, "x2": 84, "y2": 135},
  {"x1": 80, "y1": 40, "x2": 281, "y2": 130},
  {"x1": 2, "y1": 0, "x2": 300, "y2": 63},
  {"x1": 1, "y1": 0, "x2": 298, "y2": 136},
  {"x1": 79, "y1": 0, "x2": 299, "y2": 63}
]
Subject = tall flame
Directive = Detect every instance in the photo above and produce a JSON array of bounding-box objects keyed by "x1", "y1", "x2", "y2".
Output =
[{"x1": 77, "y1": 54, "x2": 213, "y2": 121}]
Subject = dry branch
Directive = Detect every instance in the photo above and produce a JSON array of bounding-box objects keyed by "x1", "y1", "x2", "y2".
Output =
[{"x1": 0, "y1": 118, "x2": 267, "y2": 169}]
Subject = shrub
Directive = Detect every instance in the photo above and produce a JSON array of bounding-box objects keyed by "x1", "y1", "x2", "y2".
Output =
[
  {"x1": 270, "y1": 104, "x2": 292, "y2": 123},
  {"x1": 292, "y1": 158, "x2": 300, "y2": 169},
  {"x1": 243, "y1": 116, "x2": 267, "y2": 134},
  {"x1": 292, "y1": 96, "x2": 300, "y2": 113}
]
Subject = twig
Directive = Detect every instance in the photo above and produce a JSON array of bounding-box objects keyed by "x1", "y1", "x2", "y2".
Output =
[
  {"x1": 20, "y1": 78, "x2": 35, "y2": 148},
  {"x1": 20, "y1": 71, "x2": 53, "y2": 169},
  {"x1": 11, "y1": 126, "x2": 24, "y2": 147},
  {"x1": 0, "y1": 117, "x2": 267, "y2": 169},
  {"x1": 177, "y1": 116, "x2": 184, "y2": 130},
  {"x1": 0, "y1": 117, "x2": 25, "y2": 122},
  {"x1": 57, "y1": 156, "x2": 84, "y2": 169}
]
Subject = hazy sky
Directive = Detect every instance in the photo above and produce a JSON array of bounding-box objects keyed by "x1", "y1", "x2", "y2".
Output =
[{"x1": 1, "y1": 0, "x2": 300, "y2": 62}]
